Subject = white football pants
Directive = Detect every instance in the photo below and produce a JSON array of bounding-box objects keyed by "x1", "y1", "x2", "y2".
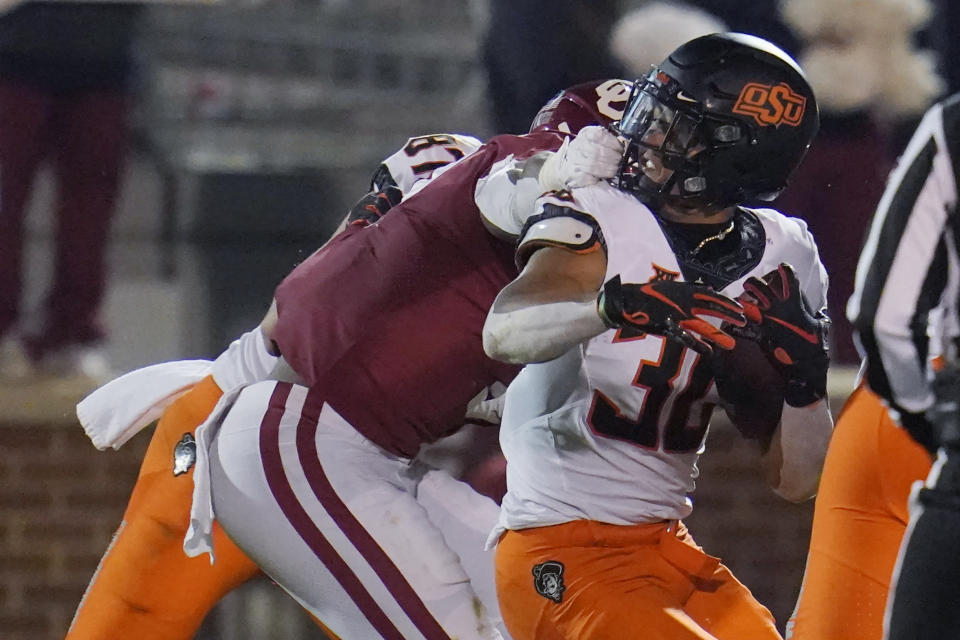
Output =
[{"x1": 208, "y1": 380, "x2": 506, "y2": 640}]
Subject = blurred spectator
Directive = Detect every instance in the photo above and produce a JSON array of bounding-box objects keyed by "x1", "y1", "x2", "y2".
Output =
[
  {"x1": 773, "y1": 0, "x2": 942, "y2": 364},
  {"x1": 929, "y1": 0, "x2": 960, "y2": 95},
  {"x1": 609, "y1": 1, "x2": 727, "y2": 77},
  {"x1": 684, "y1": 0, "x2": 800, "y2": 54},
  {"x1": 0, "y1": 1, "x2": 142, "y2": 382},
  {"x1": 482, "y1": 0, "x2": 624, "y2": 135}
]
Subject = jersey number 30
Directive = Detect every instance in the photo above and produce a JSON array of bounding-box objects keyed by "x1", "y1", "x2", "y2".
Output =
[{"x1": 587, "y1": 333, "x2": 713, "y2": 453}]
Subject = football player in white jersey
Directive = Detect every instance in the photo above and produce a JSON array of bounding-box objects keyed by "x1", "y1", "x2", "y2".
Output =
[{"x1": 481, "y1": 33, "x2": 834, "y2": 640}]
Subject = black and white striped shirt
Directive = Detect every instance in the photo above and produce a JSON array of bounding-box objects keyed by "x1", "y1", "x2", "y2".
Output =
[{"x1": 848, "y1": 93, "x2": 960, "y2": 426}]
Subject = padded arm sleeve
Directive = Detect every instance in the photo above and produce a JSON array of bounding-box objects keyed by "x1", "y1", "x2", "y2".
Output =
[{"x1": 772, "y1": 399, "x2": 834, "y2": 502}]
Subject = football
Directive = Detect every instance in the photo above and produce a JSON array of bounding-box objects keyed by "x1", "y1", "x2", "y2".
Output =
[{"x1": 713, "y1": 336, "x2": 786, "y2": 445}]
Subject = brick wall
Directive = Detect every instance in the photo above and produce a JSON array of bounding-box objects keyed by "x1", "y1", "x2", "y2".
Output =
[
  {"x1": 2, "y1": 384, "x2": 852, "y2": 639},
  {"x1": 1, "y1": 416, "x2": 148, "y2": 640}
]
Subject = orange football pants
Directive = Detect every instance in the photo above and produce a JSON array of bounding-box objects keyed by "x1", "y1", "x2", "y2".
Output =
[
  {"x1": 66, "y1": 376, "x2": 260, "y2": 640},
  {"x1": 496, "y1": 519, "x2": 781, "y2": 640},
  {"x1": 786, "y1": 386, "x2": 932, "y2": 640}
]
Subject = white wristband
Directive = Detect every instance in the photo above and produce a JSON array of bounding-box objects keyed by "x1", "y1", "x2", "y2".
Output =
[{"x1": 210, "y1": 326, "x2": 280, "y2": 391}]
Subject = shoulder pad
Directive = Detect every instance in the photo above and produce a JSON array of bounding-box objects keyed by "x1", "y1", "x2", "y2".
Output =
[{"x1": 517, "y1": 201, "x2": 605, "y2": 267}]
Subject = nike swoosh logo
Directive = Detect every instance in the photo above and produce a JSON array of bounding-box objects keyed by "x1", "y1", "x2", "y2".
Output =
[
  {"x1": 767, "y1": 315, "x2": 820, "y2": 344},
  {"x1": 676, "y1": 90, "x2": 698, "y2": 103}
]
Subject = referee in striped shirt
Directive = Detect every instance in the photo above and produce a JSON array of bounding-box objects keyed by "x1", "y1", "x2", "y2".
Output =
[{"x1": 848, "y1": 92, "x2": 960, "y2": 639}]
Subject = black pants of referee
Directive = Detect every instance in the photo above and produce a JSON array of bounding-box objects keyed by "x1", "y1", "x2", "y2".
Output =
[{"x1": 886, "y1": 446, "x2": 960, "y2": 639}]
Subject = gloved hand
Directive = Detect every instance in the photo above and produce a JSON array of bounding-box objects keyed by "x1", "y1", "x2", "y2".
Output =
[
  {"x1": 597, "y1": 275, "x2": 746, "y2": 354},
  {"x1": 735, "y1": 263, "x2": 830, "y2": 407},
  {"x1": 346, "y1": 183, "x2": 403, "y2": 226},
  {"x1": 538, "y1": 125, "x2": 624, "y2": 192}
]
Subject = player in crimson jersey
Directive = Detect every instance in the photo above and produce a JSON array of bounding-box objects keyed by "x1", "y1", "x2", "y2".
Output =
[
  {"x1": 68, "y1": 133, "x2": 483, "y2": 640},
  {"x1": 70, "y1": 79, "x2": 632, "y2": 640},
  {"x1": 484, "y1": 33, "x2": 833, "y2": 640}
]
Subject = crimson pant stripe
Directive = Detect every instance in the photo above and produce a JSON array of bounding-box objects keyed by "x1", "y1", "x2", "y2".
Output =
[
  {"x1": 259, "y1": 382, "x2": 405, "y2": 640},
  {"x1": 297, "y1": 387, "x2": 451, "y2": 640}
]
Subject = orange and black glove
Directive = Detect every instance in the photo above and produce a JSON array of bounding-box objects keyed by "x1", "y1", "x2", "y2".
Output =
[
  {"x1": 736, "y1": 263, "x2": 830, "y2": 407},
  {"x1": 346, "y1": 183, "x2": 403, "y2": 227},
  {"x1": 598, "y1": 275, "x2": 746, "y2": 354}
]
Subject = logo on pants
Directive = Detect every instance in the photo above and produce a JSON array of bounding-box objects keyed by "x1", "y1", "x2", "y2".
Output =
[
  {"x1": 173, "y1": 433, "x2": 197, "y2": 476},
  {"x1": 533, "y1": 561, "x2": 566, "y2": 603}
]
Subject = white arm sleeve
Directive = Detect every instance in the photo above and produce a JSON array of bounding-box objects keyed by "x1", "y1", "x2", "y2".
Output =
[
  {"x1": 483, "y1": 299, "x2": 608, "y2": 364},
  {"x1": 474, "y1": 154, "x2": 552, "y2": 237},
  {"x1": 209, "y1": 326, "x2": 279, "y2": 391},
  {"x1": 483, "y1": 198, "x2": 608, "y2": 364},
  {"x1": 772, "y1": 399, "x2": 834, "y2": 502}
]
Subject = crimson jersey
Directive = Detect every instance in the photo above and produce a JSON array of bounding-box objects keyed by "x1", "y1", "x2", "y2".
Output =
[{"x1": 273, "y1": 131, "x2": 562, "y2": 457}]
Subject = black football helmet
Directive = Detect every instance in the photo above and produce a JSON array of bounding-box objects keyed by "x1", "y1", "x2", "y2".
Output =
[
  {"x1": 529, "y1": 78, "x2": 634, "y2": 136},
  {"x1": 614, "y1": 32, "x2": 819, "y2": 211}
]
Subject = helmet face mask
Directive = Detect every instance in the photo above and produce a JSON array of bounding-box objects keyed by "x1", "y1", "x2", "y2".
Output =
[
  {"x1": 615, "y1": 71, "x2": 752, "y2": 210},
  {"x1": 614, "y1": 33, "x2": 819, "y2": 213}
]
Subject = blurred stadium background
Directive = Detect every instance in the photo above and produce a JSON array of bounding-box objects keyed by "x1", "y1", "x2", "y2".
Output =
[{"x1": 0, "y1": 0, "x2": 953, "y2": 638}]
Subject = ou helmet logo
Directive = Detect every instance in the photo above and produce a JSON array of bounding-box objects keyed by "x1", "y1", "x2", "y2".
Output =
[
  {"x1": 732, "y1": 82, "x2": 807, "y2": 127},
  {"x1": 594, "y1": 79, "x2": 633, "y2": 121}
]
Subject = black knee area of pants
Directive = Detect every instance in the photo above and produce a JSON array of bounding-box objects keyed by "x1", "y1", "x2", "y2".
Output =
[
  {"x1": 924, "y1": 448, "x2": 960, "y2": 497},
  {"x1": 887, "y1": 505, "x2": 960, "y2": 639}
]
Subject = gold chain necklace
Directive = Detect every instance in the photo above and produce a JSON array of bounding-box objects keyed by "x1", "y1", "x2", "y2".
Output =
[{"x1": 691, "y1": 220, "x2": 735, "y2": 255}]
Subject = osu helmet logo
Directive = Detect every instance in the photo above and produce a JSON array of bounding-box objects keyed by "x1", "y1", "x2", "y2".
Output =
[{"x1": 732, "y1": 82, "x2": 807, "y2": 127}]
